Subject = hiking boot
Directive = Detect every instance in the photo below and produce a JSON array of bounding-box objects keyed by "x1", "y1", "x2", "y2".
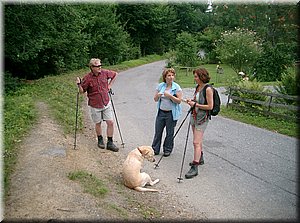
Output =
[
  {"x1": 106, "y1": 141, "x2": 119, "y2": 152},
  {"x1": 152, "y1": 147, "x2": 159, "y2": 155},
  {"x1": 98, "y1": 136, "x2": 105, "y2": 149},
  {"x1": 199, "y1": 151, "x2": 204, "y2": 165},
  {"x1": 163, "y1": 151, "x2": 171, "y2": 157},
  {"x1": 189, "y1": 151, "x2": 204, "y2": 166},
  {"x1": 185, "y1": 163, "x2": 198, "y2": 179}
]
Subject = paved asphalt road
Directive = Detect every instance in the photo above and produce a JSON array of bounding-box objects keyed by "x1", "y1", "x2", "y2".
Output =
[{"x1": 111, "y1": 60, "x2": 298, "y2": 221}]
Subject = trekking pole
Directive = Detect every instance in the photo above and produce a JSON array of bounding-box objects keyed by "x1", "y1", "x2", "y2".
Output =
[
  {"x1": 154, "y1": 107, "x2": 192, "y2": 169},
  {"x1": 177, "y1": 122, "x2": 191, "y2": 183},
  {"x1": 73, "y1": 88, "x2": 80, "y2": 150},
  {"x1": 109, "y1": 89, "x2": 125, "y2": 148}
]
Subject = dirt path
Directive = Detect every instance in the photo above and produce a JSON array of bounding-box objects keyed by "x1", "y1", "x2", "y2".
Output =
[{"x1": 4, "y1": 99, "x2": 204, "y2": 221}]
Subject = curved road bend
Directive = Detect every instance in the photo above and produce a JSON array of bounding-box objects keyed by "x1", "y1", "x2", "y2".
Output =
[{"x1": 111, "y1": 60, "x2": 297, "y2": 221}]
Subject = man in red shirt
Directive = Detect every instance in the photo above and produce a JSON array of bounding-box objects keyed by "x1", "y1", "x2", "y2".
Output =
[{"x1": 76, "y1": 58, "x2": 119, "y2": 152}]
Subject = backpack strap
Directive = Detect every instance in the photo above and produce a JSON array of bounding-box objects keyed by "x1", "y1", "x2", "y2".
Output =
[
  {"x1": 202, "y1": 84, "x2": 212, "y2": 119},
  {"x1": 202, "y1": 84, "x2": 210, "y2": 105}
]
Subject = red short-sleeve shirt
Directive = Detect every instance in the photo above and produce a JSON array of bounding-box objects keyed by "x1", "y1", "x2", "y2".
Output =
[{"x1": 81, "y1": 69, "x2": 117, "y2": 108}]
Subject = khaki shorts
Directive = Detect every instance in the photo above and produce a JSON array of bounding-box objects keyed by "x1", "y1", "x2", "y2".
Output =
[
  {"x1": 190, "y1": 116, "x2": 209, "y2": 132},
  {"x1": 89, "y1": 102, "x2": 113, "y2": 123}
]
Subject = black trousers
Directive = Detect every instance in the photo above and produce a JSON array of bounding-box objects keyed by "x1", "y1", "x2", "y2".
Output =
[{"x1": 152, "y1": 109, "x2": 177, "y2": 154}]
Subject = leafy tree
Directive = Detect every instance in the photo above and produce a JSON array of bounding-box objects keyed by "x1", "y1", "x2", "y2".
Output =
[
  {"x1": 212, "y1": 4, "x2": 242, "y2": 29},
  {"x1": 5, "y1": 4, "x2": 90, "y2": 79},
  {"x1": 215, "y1": 28, "x2": 262, "y2": 75},
  {"x1": 253, "y1": 42, "x2": 295, "y2": 82},
  {"x1": 212, "y1": 3, "x2": 298, "y2": 62},
  {"x1": 4, "y1": 2, "x2": 298, "y2": 82},
  {"x1": 149, "y1": 4, "x2": 178, "y2": 54},
  {"x1": 195, "y1": 26, "x2": 223, "y2": 63},
  {"x1": 117, "y1": 4, "x2": 178, "y2": 55},
  {"x1": 172, "y1": 3, "x2": 208, "y2": 33},
  {"x1": 175, "y1": 32, "x2": 198, "y2": 67},
  {"x1": 79, "y1": 4, "x2": 133, "y2": 65}
]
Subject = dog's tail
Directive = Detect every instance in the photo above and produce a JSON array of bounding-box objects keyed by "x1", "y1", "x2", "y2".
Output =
[{"x1": 134, "y1": 187, "x2": 159, "y2": 192}]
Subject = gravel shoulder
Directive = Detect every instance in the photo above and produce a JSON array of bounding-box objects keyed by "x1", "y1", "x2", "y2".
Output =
[{"x1": 4, "y1": 98, "x2": 206, "y2": 221}]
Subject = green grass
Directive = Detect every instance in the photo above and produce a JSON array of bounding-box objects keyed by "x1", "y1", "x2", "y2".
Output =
[
  {"x1": 220, "y1": 105, "x2": 298, "y2": 138},
  {"x1": 68, "y1": 170, "x2": 109, "y2": 197},
  {"x1": 174, "y1": 63, "x2": 238, "y2": 88},
  {"x1": 3, "y1": 94, "x2": 37, "y2": 192}
]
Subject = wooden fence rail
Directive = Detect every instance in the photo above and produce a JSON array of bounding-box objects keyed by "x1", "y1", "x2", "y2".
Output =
[
  {"x1": 226, "y1": 87, "x2": 299, "y2": 121},
  {"x1": 174, "y1": 66, "x2": 197, "y2": 76}
]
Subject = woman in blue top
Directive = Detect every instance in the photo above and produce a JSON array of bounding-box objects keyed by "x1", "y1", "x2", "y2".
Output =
[{"x1": 152, "y1": 68, "x2": 183, "y2": 157}]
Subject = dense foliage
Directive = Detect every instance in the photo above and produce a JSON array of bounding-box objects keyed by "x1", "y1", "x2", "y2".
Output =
[
  {"x1": 4, "y1": 2, "x2": 298, "y2": 83},
  {"x1": 175, "y1": 32, "x2": 199, "y2": 67},
  {"x1": 215, "y1": 28, "x2": 262, "y2": 75},
  {"x1": 5, "y1": 4, "x2": 90, "y2": 79}
]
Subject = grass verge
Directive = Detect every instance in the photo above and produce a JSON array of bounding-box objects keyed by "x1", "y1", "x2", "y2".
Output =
[{"x1": 219, "y1": 105, "x2": 298, "y2": 138}]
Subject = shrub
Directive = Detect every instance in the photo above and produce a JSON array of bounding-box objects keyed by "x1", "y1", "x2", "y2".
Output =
[
  {"x1": 165, "y1": 50, "x2": 177, "y2": 68},
  {"x1": 215, "y1": 28, "x2": 262, "y2": 75},
  {"x1": 274, "y1": 67, "x2": 299, "y2": 106},
  {"x1": 175, "y1": 32, "x2": 199, "y2": 67},
  {"x1": 4, "y1": 72, "x2": 24, "y2": 95},
  {"x1": 253, "y1": 43, "x2": 294, "y2": 82},
  {"x1": 275, "y1": 68, "x2": 298, "y2": 96},
  {"x1": 229, "y1": 80, "x2": 267, "y2": 110}
]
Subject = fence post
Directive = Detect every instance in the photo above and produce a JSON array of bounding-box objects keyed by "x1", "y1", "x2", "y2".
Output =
[
  {"x1": 267, "y1": 95, "x2": 273, "y2": 112},
  {"x1": 226, "y1": 87, "x2": 232, "y2": 107}
]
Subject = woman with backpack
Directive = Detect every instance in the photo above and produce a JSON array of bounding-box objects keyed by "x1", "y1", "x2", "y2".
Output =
[{"x1": 185, "y1": 68, "x2": 214, "y2": 179}]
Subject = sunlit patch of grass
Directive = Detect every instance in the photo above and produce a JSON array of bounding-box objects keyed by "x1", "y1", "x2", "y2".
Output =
[
  {"x1": 4, "y1": 94, "x2": 37, "y2": 192},
  {"x1": 174, "y1": 63, "x2": 237, "y2": 88},
  {"x1": 68, "y1": 170, "x2": 109, "y2": 197},
  {"x1": 220, "y1": 105, "x2": 298, "y2": 138}
]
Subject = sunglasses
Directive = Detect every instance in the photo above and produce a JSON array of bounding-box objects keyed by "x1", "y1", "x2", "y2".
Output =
[{"x1": 92, "y1": 64, "x2": 102, "y2": 68}]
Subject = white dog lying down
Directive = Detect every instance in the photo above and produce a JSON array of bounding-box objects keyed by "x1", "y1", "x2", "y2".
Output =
[{"x1": 122, "y1": 146, "x2": 160, "y2": 192}]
